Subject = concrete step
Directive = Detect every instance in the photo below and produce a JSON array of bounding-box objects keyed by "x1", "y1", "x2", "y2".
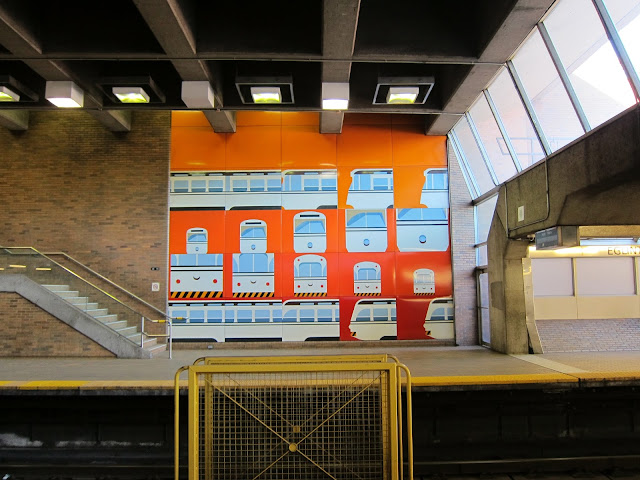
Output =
[
  {"x1": 147, "y1": 342, "x2": 167, "y2": 357},
  {"x1": 117, "y1": 326, "x2": 139, "y2": 337},
  {"x1": 94, "y1": 314, "x2": 118, "y2": 324},
  {"x1": 77, "y1": 302, "x2": 100, "y2": 312},
  {"x1": 42, "y1": 284, "x2": 70, "y2": 292},
  {"x1": 143, "y1": 337, "x2": 157, "y2": 348},
  {"x1": 104, "y1": 320, "x2": 128, "y2": 330},
  {"x1": 55, "y1": 290, "x2": 80, "y2": 299},
  {"x1": 86, "y1": 308, "x2": 109, "y2": 318}
]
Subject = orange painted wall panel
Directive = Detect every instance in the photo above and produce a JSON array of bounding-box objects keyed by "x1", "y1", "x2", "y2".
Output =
[
  {"x1": 171, "y1": 127, "x2": 226, "y2": 170},
  {"x1": 337, "y1": 125, "x2": 393, "y2": 167},
  {"x1": 282, "y1": 126, "x2": 337, "y2": 169},
  {"x1": 226, "y1": 126, "x2": 282, "y2": 170}
]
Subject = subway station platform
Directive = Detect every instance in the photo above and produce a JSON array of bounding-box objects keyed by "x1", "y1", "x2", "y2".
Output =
[{"x1": 2, "y1": 344, "x2": 640, "y2": 393}]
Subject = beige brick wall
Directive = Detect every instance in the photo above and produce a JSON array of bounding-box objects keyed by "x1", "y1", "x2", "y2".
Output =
[
  {"x1": 448, "y1": 140, "x2": 478, "y2": 345},
  {"x1": 0, "y1": 293, "x2": 114, "y2": 357},
  {"x1": 0, "y1": 111, "x2": 170, "y2": 310},
  {"x1": 538, "y1": 319, "x2": 640, "y2": 352}
]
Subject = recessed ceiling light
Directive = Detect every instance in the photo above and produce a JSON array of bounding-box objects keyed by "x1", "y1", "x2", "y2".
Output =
[
  {"x1": 0, "y1": 86, "x2": 20, "y2": 102},
  {"x1": 386, "y1": 86, "x2": 419, "y2": 104},
  {"x1": 45, "y1": 81, "x2": 84, "y2": 108},
  {"x1": 250, "y1": 86, "x2": 282, "y2": 104},
  {"x1": 112, "y1": 86, "x2": 150, "y2": 103},
  {"x1": 322, "y1": 82, "x2": 349, "y2": 110}
]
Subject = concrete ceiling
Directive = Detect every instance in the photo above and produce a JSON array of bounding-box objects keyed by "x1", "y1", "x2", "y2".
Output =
[{"x1": 0, "y1": 0, "x2": 555, "y2": 133}]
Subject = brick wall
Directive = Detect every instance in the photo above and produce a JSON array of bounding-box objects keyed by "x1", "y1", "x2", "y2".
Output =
[
  {"x1": 0, "y1": 111, "x2": 170, "y2": 310},
  {"x1": 448, "y1": 140, "x2": 478, "y2": 345},
  {"x1": 0, "y1": 293, "x2": 114, "y2": 357},
  {"x1": 537, "y1": 319, "x2": 640, "y2": 352}
]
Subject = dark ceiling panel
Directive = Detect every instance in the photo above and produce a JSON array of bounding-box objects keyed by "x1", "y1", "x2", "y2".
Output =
[
  {"x1": 196, "y1": 0, "x2": 322, "y2": 55},
  {"x1": 40, "y1": 0, "x2": 164, "y2": 54},
  {"x1": 354, "y1": 0, "x2": 477, "y2": 58}
]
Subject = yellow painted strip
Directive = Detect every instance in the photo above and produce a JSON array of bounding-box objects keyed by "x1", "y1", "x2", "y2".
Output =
[
  {"x1": 20, "y1": 381, "x2": 89, "y2": 390},
  {"x1": 577, "y1": 371, "x2": 640, "y2": 381},
  {"x1": 411, "y1": 373, "x2": 577, "y2": 387}
]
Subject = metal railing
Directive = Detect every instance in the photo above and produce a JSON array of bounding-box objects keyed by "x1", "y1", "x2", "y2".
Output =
[{"x1": 0, "y1": 246, "x2": 172, "y2": 358}]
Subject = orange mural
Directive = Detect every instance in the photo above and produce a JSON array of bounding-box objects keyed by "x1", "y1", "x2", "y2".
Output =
[{"x1": 168, "y1": 111, "x2": 452, "y2": 343}]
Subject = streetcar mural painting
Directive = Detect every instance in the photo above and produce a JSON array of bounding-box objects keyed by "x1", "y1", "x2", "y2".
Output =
[{"x1": 169, "y1": 114, "x2": 453, "y2": 342}]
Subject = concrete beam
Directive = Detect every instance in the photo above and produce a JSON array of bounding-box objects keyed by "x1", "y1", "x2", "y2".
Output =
[
  {"x1": 320, "y1": 0, "x2": 360, "y2": 133},
  {"x1": 320, "y1": 111, "x2": 344, "y2": 134},
  {"x1": 0, "y1": 109, "x2": 28, "y2": 130},
  {"x1": 86, "y1": 110, "x2": 132, "y2": 133},
  {"x1": 501, "y1": 104, "x2": 640, "y2": 239},
  {"x1": 203, "y1": 110, "x2": 236, "y2": 133}
]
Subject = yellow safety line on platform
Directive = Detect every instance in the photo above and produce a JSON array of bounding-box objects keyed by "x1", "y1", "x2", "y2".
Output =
[
  {"x1": 577, "y1": 371, "x2": 640, "y2": 381},
  {"x1": 411, "y1": 373, "x2": 578, "y2": 386},
  {"x1": 19, "y1": 381, "x2": 89, "y2": 389}
]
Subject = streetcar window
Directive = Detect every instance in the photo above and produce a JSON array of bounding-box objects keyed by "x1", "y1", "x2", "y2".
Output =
[
  {"x1": 170, "y1": 254, "x2": 179, "y2": 267},
  {"x1": 397, "y1": 209, "x2": 421, "y2": 221},
  {"x1": 191, "y1": 180, "x2": 206, "y2": 193},
  {"x1": 197, "y1": 254, "x2": 217, "y2": 267},
  {"x1": 285, "y1": 175, "x2": 302, "y2": 191},
  {"x1": 355, "y1": 309, "x2": 371, "y2": 321},
  {"x1": 318, "y1": 308, "x2": 333, "y2": 322},
  {"x1": 232, "y1": 180, "x2": 248, "y2": 192},
  {"x1": 421, "y1": 208, "x2": 447, "y2": 221},
  {"x1": 207, "y1": 310, "x2": 222, "y2": 323},
  {"x1": 430, "y1": 307, "x2": 446, "y2": 321},
  {"x1": 250, "y1": 179, "x2": 265, "y2": 192},
  {"x1": 303, "y1": 178, "x2": 320, "y2": 191},
  {"x1": 254, "y1": 254, "x2": 269, "y2": 272},
  {"x1": 272, "y1": 308, "x2": 282, "y2": 323},
  {"x1": 181, "y1": 254, "x2": 197, "y2": 266},
  {"x1": 373, "y1": 177, "x2": 391, "y2": 191},
  {"x1": 225, "y1": 310, "x2": 235, "y2": 323},
  {"x1": 267, "y1": 179, "x2": 282, "y2": 191},
  {"x1": 208, "y1": 179, "x2": 224, "y2": 192},
  {"x1": 295, "y1": 220, "x2": 325, "y2": 234},
  {"x1": 355, "y1": 268, "x2": 378, "y2": 281},
  {"x1": 190, "y1": 310, "x2": 205, "y2": 323},
  {"x1": 188, "y1": 233, "x2": 207, "y2": 243},
  {"x1": 350, "y1": 174, "x2": 371, "y2": 191},
  {"x1": 391, "y1": 308, "x2": 397, "y2": 321},
  {"x1": 300, "y1": 309, "x2": 315, "y2": 322},
  {"x1": 255, "y1": 309, "x2": 270, "y2": 323},
  {"x1": 237, "y1": 310, "x2": 252, "y2": 323},
  {"x1": 426, "y1": 170, "x2": 448, "y2": 190},
  {"x1": 347, "y1": 211, "x2": 385, "y2": 228},
  {"x1": 283, "y1": 310, "x2": 297, "y2": 323},
  {"x1": 321, "y1": 178, "x2": 337, "y2": 191},
  {"x1": 298, "y1": 262, "x2": 324, "y2": 277},
  {"x1": 373, "y1": 308, "x2": 388, "y2": 322},
  {"x1": 173, "y1": 180, "x2": 189, "y2": 193},
  {"x1": 172, "y1": 309, "x2": 187, "y2": 323},
  {"x1": 241, "y1": 227, "x2": 266, "y2": 238}
]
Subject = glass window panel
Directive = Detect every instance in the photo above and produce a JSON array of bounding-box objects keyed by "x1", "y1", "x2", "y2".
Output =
[
  {"x1": 249, "y1": 179, "x2": 265, "y2": 191},
  {"x1": 318, "y1": 309, "x2": 332, "y2": 322},
  {"x1": 304, "y1": 178, "x2": 320, "y2": 191},
  {"x1": 356, "y1": 309, "x2": 371, "y2": 321},
  {"x1": 604, "y1": 0, "x2": 640, "y2": 77},
  {"x1": 321, "y1": 178, "x2": 337, "y2": 191},
  {"x1": 237, "y1": 310, "x2": 252, "y2": 323},
  {"x1": 476, "y1": 245, "x2": 488, "y2": 267},
  {"x1": 207, "y1": 310, "x2": 222, "y2": 323},
  {"x1": 452, "y1": 117, "x2": 496, "y2": 194},
  {"x1": 208, "y1": 179, "x2": 224, "y2": 192},
  {"x1": 511, "y1": 29, "x2": 584, "y2": 151},
  {"x1": 544, "y1": 0, "x2": 636, "y2": 128},
  {"x1": 300, "y1": 309, "x2": 315, "y2": 322},
  {"x1": 173, "y1": 180, "x2": 189, "y2": 193},
  {"x1": 373, "y1": 308, "x2": 388, "y2": 321},
  {"x1": 487, "y1": 69, "x2": 544, "y2": 167},
  {"x1": 255, "y1": 310, "x2": 269, "y2": 323},
  {"x1": 475, "y1": 194, "x2": 498, "y2": 243},
  {"x1": 469, "y1": 96, "x2": 518, "y2": 182},
  {"x1": 283, "y1": 310, "x2": 297, "y2": 322},
  {"x1": 267, "y1": 179, "x2": 281, "y2": 191}
]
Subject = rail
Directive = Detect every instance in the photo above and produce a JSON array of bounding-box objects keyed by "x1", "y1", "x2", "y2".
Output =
[{"x1": 0, "y1": 246, "x2": 172, "y2": 357}]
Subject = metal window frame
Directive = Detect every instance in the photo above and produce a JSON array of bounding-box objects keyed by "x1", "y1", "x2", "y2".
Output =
[
  {"x1": 537, "y1": 21, "x2": 591, "y2": 133},
  {"x1": 506, "y1": 60, "x2": 553, "y2": 156},
  {"x1": 483, "y1": 89, "x2": 523, "y2": 172},
  {"x1": 592, "y1": 0, "x2": 640, "y2": 101},
  {"x1": 448, "y1": 129, "x2": 480, "y2": 199},
  {"x1": 465, "y1": 110, "x2": 500, "y2": 187}
]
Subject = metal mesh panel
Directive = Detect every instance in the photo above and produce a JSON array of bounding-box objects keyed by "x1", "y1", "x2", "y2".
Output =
[{"x1": 197, "y1": 370, "x2": 390, "y2": 480}]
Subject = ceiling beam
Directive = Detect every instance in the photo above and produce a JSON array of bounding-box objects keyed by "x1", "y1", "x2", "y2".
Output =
[
  {"x1": 132, "y1": 0, "x2": 236, "y2": 134},
  {"x1": 425, "y1": 0, "x2": 556, "y2": 135},
  {"x1": 0, "y1": 109, "x2": 28, "y2": 130},
  {"x1": 0, "y1": 4, "x2": 132, "y2": 132},
  {"x1": 320, "y1": 0, "x2": 360, "y2": 134}
]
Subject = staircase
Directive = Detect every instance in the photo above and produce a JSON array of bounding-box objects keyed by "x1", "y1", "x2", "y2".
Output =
[{"x1": 42, "y1": 284, "x2": 167, "y2": 358}]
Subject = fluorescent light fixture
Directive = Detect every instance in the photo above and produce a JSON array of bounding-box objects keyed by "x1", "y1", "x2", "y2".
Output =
[
  {"x1": 181, "y1": 81, "x2": 215, "y2": 109},
  {"x1": 386, "y1": 86, "x2": 419, "y2": 104},
  {"x1": 322, "y1": 82, "x2": 349, "y2": 110},
  {"x1": 0, "y1": 86, "x2": 20, "y2": 102},
  {"x1": 112, "y1": 86, "x2": 150, "y2": 103},
  {"x1": 45, "y1": 81, "x2": 84, "y2": 108},
  {"x1": 250, "y1": 86, "x2": 282, "y2": 104},
  {"x1": 9, "y1": 264, "x2": 26, "y2": 268}
]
